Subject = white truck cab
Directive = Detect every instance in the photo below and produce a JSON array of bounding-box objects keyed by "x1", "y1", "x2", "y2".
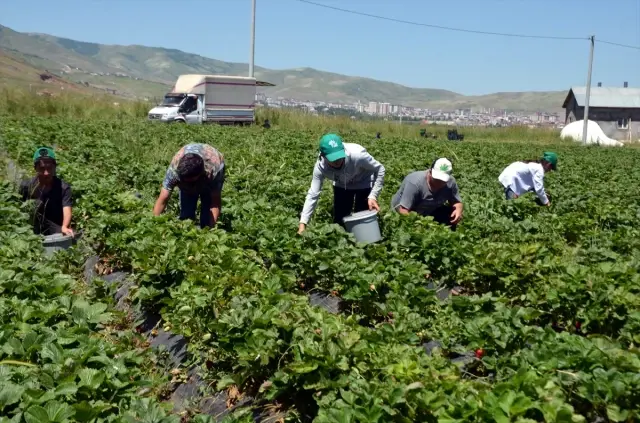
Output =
[{"x1": 148, "y1": 74, "x2": 274, "y2": 125}]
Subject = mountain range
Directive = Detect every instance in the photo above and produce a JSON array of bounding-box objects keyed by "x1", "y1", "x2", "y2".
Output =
[{"x1": 0, "y1": 24, "x2": 566, "y2": 112}]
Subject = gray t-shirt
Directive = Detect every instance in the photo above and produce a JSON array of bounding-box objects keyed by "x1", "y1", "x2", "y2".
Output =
[{"x1": 391, "y1": 171, "x2": 462, "y2": 216}]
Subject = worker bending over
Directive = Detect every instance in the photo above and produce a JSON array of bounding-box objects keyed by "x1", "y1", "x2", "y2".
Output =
[
  {"x1": 298, "y1": 133, "x2": 385, "y2": 233},
  {"x1": 498, "y1": 152, "x2": 557, "y2": 206},
  {"x1": 391, "y1": 158, "x2": 463, "y2": 230}
]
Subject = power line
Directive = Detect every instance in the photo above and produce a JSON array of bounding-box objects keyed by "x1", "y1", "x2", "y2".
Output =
[
  {"x1": 637, "y1": 0, "x2": 640, "y2": 50},
  {"x1": 294, "y1": 0, "x2": 587, "y2": 41},
  {"x1": 596, "y1": 39, "x2": 640, "y2": 50},
  {"x1": 296, "y1": 0, "x2": 640, "y2": 50}
]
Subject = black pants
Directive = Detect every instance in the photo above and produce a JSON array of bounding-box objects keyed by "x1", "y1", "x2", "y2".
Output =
[
  {"x1": 33, "y1": 217, "x2": 63, "y2": 236},
  {"x1": 333, "y1": 186, "x2": 370, "y2": 226},
  {"x1": 428, "y1": 205, "x2": 457, "y2": 231}
]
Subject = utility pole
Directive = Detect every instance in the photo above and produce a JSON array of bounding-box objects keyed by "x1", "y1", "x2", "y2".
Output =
[
  {"x1": 582, "y1": 35, "x2": 595, "y2": 145},
  {"x1": 249, "y1": 0, "x2": 256, "y2": 78}
]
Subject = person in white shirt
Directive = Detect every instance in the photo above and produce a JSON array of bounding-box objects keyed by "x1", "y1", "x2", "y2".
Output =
[
  {"x1": 498, "y1": 152, "x2": 558, "y2": 206},
  {"x1": 298, "y1": 133, "x2": 385, "y2": 234}
]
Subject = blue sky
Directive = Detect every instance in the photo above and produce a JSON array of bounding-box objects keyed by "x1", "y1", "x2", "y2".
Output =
[{"x1": 1, "y1": 0, "x2": 639, "y2": 95}]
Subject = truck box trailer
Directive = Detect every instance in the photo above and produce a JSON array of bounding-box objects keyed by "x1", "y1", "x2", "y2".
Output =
[{"x1": 147, "y1": 74, "x2": 275, "y2": 125}]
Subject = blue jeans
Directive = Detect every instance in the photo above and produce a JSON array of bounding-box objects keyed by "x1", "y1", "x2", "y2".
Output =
[
  {"x1": 179, "y1": 190, "x2": 213, "y2": 228},
  {"x1": 504, "y1": 187, "x2": 517, "y2": 200},
  {"x1": 178, "y1": 168, "x2": 225, "y2": 228}
]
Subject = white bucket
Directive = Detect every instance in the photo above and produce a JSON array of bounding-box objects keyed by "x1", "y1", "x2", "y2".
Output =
[
  {"x1": 343, "y1": 210, "x2": 382, "y2": 244},
  {"x1": 42, "y1": 233, "x2": 74, "y2": 256}
]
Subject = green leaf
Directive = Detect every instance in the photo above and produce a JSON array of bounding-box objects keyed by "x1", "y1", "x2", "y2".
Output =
[
  {"x1": 387, "y1": 387, "x2": 405, "y2": 405},
  {"x1": 404, "y1": 382, "x2": 424, "y2": 392},
  {"x1": 606, "y1": 404, "x2": 629, "y2": 422},
  {"x1": 22, "y1": 332, "x2": 40, "y2": 352},
  {"x1": 54, "y1": 383, "x2": 77, "y2": 398},
  {"x1": 509, "y1": 395, "x2": 533, "y2": 416},
  {"x1": 71, "y1": 301, "x2": 109, "y2": 325},
  {"x1": 40, "y1": 344, "x2": 64, "y2": 364},
  {"x1": 215, "y1": 376, "x2": 236, "y2": 391},
  {"x1": 0, "y1": 383, "x2": 24, "y2": 408},
  {"x1": 45, "y1": 401, "x2": 75, "y2": 422},
  {"x1": 340, "y1": 389, "x2": 356, "y2": 405},
  {"x1": 39, "y1": 373, "x2": 55, "y2": 390},
  {"x1": 24, "y1": 405, "x2": 49, "y2": 423},
  {"x1": 288, "y1": 362, "x2": 318, "y2": 374},
  {"x1": 72, "y1": 402, "x2": 107, "y2": 422},
  {"x1": 3, "y1": 338, "x2": 24, "y2": 356},
  {"x1": 78, "y1": 369, "x2": 105, "y2": 390}
]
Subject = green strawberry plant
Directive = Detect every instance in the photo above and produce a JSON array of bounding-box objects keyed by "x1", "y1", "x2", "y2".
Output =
[{"x1": 2, "y1": 115, "x2": 640, "y2": 421}]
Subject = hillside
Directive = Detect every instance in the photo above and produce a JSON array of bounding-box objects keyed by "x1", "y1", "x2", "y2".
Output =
[
  {"x1": 0, "y1": 49, "x2": 102, "y2": 96},
  {"x1": 0, "y1": 24, "x2": 565, "y2": 111}
]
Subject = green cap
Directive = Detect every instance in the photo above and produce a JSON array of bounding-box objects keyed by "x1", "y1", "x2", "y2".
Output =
[
  {"x1": 542, "y1": 151, "x2": 558, "y2": 170},
  {"x1": 319, "y1": 134, "x2": 346, "y2": 162},
  {"x1": 33, "y1": 146, "x2": 56, "y2": 163}
]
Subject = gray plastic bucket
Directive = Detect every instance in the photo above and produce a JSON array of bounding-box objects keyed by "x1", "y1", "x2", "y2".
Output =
[
  {"x1": 343, "y1": 210, "x2": 382, "y2": 244},
  {"x1": 42, "y1": 233, "x2": 74, "y2": 256}
]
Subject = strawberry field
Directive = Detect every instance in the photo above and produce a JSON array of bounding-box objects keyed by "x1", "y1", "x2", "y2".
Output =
[{"x1": 1, "y1": 115, "x2": 640, "y2": 423}]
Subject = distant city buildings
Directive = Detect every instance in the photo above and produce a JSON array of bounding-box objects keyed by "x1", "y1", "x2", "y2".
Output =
[
  {"x1": 255, "y1": 94, "x2": 562, "y2": 128},
  {"x1": 54, "y1": 64, "x2": 561, "y2": 128}
]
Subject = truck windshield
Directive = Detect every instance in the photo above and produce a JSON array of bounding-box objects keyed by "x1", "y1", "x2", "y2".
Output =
[{"x1": 161, "y1": 96, "x2": 184, "y2": 106}]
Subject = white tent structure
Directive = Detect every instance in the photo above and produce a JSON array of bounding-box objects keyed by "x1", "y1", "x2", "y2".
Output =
[{"x1": 560, "y1": 120, "x2": 624, "y2": 147}]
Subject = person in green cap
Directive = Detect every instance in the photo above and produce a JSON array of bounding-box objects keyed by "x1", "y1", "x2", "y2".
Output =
[
  {"x1": 19, "y1": 146, "x2": 74, "y2": 236},
  {"x1": 298, "y1": 134, "x2": 386, "y2": 234},
  {"x1": 498, "y1": 152, "x2": 558, "y2": 206}
]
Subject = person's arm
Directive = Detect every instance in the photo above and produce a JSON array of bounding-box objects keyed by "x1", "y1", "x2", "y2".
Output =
[
  {"x1": 532, "y1": 167, "x2": 549, "y2": 205},
  {"x1": 208, "y1": 190, "x2": 221, "y2": 227},
  {"x1": 153, "y1": 188, "x2": 172, "y2": 216},
  {"x1": 19, "y1": 180, "x2": 30, "y2": 201},
  {"x1": 451, "y1": 202, "x2": 464, "y2": 224},
  {"x1": 393, "y1": 181, "x2": 419, "y2": 215},
  {"x1": 154, "y1": 168, "x2": 177, "y2": 216},
  {"x1": 62, "y1": 207, "x2": 73, "y2": 235},
  {"x1": 61, "y1": 184, "x2": 74, "y2": 236},
  {"x1": 357, "y1": 150, "x2": 385, "y2": 199},
  {"x1": 357, "y1": 150, "x2": 385, "y2": 211},
  {"x1": 449, "y1": 181, "x2": 464, "y2": 224},
  {"x1": 298, "y1": 163, "x2": 325, "y2": 233},
  {"x1": 397, "y1": 206, "x2": 411, "y2": 215},
  {"x1": 207, "y1": 168, "x2": 225, "y2": 226}
]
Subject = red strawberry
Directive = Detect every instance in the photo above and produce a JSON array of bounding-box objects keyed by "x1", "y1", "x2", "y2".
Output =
[{"x1": 475, "y1": 348, "x2": 485, "y2": 359}]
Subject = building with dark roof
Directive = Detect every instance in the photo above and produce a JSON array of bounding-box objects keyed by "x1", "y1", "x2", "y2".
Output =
[{"x1": 562, "y1": 84, "x2": 640, "y2": 142}]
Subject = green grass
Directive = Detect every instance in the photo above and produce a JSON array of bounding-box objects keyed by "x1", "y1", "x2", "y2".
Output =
[
  {"x1": 0, "y1": 88, "x2": 566, "y2": 145},
  {"x1": 0, "y1": 87, "x2": 149, "y2": 118},
  {"x1": 256, "y1": 107, "x2": 563, "y2": 143},
  {"x1": 78, "y1": 74, "x2": 170, "y2": 99}
]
